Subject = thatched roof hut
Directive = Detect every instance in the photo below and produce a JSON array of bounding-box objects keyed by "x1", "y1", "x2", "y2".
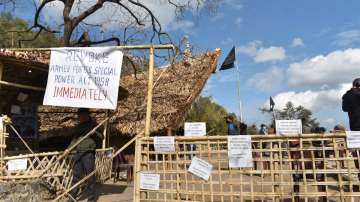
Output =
[{"x1": 0, "y1": 48, "x2": 221, "y2": 147}]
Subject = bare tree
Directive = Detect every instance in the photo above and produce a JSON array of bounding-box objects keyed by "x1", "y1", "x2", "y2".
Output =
[{"x1": 4, "y1": 0, "x2": 221, "y2": 47}]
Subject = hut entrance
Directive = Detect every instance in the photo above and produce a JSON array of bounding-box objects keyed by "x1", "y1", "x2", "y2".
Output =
[{"x1": 134, "y1": 134, "x2": 360, "y2": 202}]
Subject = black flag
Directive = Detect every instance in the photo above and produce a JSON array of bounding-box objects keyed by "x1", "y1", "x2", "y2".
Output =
[
  {"x1": 219, "y1": 46, "x2": 236, "y2": 70},
  {"x1": 270, "y1": 96, "x2": 275, "y2": 111}
]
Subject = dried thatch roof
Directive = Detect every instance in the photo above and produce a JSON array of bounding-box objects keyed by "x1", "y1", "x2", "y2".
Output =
[{"x1": 0, "y1": 48, "x2": 221, "y2": 138}]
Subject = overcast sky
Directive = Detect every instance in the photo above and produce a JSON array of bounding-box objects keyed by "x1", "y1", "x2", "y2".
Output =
[{"x1": 5, "y1": 0, "x2": 360, "y2": 130}]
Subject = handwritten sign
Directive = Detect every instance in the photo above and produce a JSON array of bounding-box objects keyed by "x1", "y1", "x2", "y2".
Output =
[
  {"x1": 275, "y1": 120, "x2": 302, "y2": 135},
  {"x1": 346, "y1": 131, "x2": 360, "y2": 148},
  {"x1": 7, "y1": 159, "x2": 27, "y2": 171},
  {"x1": 184, "y1": 122, "x2": 206, "y2": 136},
  {"x1": 228, "y1": 135, "x2": 253, "y2": 168},
  {"x1": 154, "y1": 136, "x2": 175, "y2": 152},
  {"x1": 188, "y1": 156, "x2": 213, "y2": 181},
  {"x1": 43, "y1": 47, "x2": 123, "y2": 109},
  {"x1": 140, "y1": 173, "x2": 160, "y2": 190}
]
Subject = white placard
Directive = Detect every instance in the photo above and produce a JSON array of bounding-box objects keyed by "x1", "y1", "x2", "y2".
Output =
[
  {"x1": 275, "y1": 120, "x2": 302, "y2": 135},
  {"x1": 228, "y1": 135, "x2": 253, "y2": 168},
  {"x1": 140, "y1": 173, "x2": 160, "y2": 190},
  {"x1": 43, "y1": 47, "x2": 123, "y2": 110},
  {"x1": 346, "y1": 131, "x2": 360, "y2": 148},
  {"x1": 7, "y1": 159, "x2": 27, "y2": 171},
  {"x1": 184, "y1": 122, "x2": 206, "y2": 136},
  {"x1": 229, "y1": 157, "x2": 253, "y2": 168},
  {"x1": 154, "y1": 136, "x2": 175, "y2": 152},
  {"x1": 188, "y1": 156, "x2": 213, "y2": 181}
]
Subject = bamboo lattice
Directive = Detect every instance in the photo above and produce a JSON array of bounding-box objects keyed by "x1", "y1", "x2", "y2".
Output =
[
  {"x1": 134, "y1": 134, "x2": 360, "y2": 202},
  {"x1": 0, "y1": 148, "x2": 113, "y2": 193}
]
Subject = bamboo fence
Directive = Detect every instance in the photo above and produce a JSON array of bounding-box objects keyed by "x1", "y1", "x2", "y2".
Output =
[
  {"x1": 0, "y1": 148, "x2": 113, "y2": 192},
  {"x1": 134, "y1": 134, "x2": 360, "y2": 202}
]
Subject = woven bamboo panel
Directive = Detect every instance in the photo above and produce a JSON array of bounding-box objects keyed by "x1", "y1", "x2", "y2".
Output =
[
  {"x1": 0, "y1": 148, "x2": 113, "y2": 193},
  {"x1": 134, "y1": 134, "x2": 360, "y2": 202}
]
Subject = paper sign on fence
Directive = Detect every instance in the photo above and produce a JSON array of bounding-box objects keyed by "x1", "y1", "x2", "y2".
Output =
[
  {"x1": 276, "y1": 120, "x2": 302, "y2": 135},
  {"x1": 184, "y1": 122, "x2": 206, "y2": 136},
  {"x1": 154, "y1": 136, "x2": 175, "y2": 152},
  {"x1": 346, "y1": 131, "x2": 360, "y2": 148},
  {"x1": 188, "y1": 156, "x2": 213, "y2": 181},
  {"x1": 228, "y1": 135, "x2": 253, "y2": 168},
  {"x1": 140, "y1": 173, "x2": 160, "y2": 190},
  {"x1": 7, "y1": 159, "x2": 27, "y2": 171},
  {"x1": 43, "y1": 47, "x2": 123, "y2": 110}
]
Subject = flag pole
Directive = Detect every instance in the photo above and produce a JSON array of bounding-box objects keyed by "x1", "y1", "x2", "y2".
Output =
[{"x1": 235, "y1": 61, "x2": 243, "y2": 122}]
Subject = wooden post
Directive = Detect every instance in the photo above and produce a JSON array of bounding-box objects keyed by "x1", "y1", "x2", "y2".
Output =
[
  {"x1": 0, "y1": 61, "x2": 3, "y2": 90},
  {"x1": 144, "y1": 46, "x2": 155, "y2": 137},
  {"x1": 0, "y1": 117, "x2": 6, "y2": 172}
]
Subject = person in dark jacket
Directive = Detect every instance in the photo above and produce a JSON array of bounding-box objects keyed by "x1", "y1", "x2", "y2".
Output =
[
  {"x1": 66, "y1": 108, "x2": 104, "y2": 202},
  {"x1": 342, "y1": 78, "x2": 360, "y2": 192},
  {"x1": 226, "y1": 115, "x2": 239, "y2": 135},
  {"x1": 342, "y1": 78, "x2": 360, "y2": 131}
]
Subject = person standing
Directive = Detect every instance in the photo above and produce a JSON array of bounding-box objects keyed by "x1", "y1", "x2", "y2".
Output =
[
  {"x1": 226, "y1": 115, "x2": 239, "y2": 135},
  {"x1": 66, "y1": 108, "x2": 104, "y2": 202},
  {"x1": 342, "y1": 78, "x2": 360, "y2": 192},
  {"x1": 343, "y1": 78, "x2": 360, "y2": 131}
]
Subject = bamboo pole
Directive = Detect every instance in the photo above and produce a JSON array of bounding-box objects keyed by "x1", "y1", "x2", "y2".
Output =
[
  {"x1": 0, "y1": 80, "x2": 45, "y2": 91},
  {"x1": 38, "y1": 116, "x2": 112, "y2": 178},
  {"x1": 102, "y1": 110, "x2": 109, "y2": 149},
  {"x1": 0, "y1": 61, "x2": 3, "y2": 90},
  {"x1": 144, "y1": 46, "x2": 155, "y2": 137},
  {"x1": 52, "y1": 135, "x2": 138, "y2": 201},
  {"x1": 7, "y1": 44, "x2": 175, "y2": 51}
]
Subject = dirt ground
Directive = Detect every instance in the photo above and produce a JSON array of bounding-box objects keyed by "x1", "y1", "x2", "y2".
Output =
[{"x1": 77, "y1": 180, "x2": 134, "y2": 202}]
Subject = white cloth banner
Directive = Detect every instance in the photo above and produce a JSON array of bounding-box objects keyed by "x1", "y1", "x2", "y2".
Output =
[
  {"x1": 228, "y1": 135, "x2": 253, "y2": 168},
  {"x1": 43, "y1": 47, "x2": 123, "y2": 109},
  {"x1": 140, "y1": 173, "x2": 160, "y2": 190},
  {"x1": 346, "y1": 131, "x2": 360, "y2": 149},
  {"x1": 184, "y1": 122, "x2": 206, "y2": 136},
  {"x1": 276, "y1": 120, "x2": 302, "y2": 135},
  {"x1": 188, "y1": 156, "x2": 213, "y2": 181},
  {"x1": 154, "y1": 136, "x2": 175, "y2": 152},
  {"x1": 7, "y1": 159, "x2": 27, "y2": 171}
]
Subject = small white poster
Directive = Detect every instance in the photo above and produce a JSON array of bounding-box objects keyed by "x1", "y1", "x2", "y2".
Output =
[
  {"x1": 188, "y1": 156, "x2": 213, "y2": 181},
  {"x1": 229, "y1": 157, "x2": 253, "y2": 168},
  {"x1": 228, "y1": 135, "x2": 253, "y2": 168},
  {"x1": 7, "y1": 159, "x2": 27, "y2": 171},
  {"x1": 140, "y1": 173, "x2": 160, "y2": 190},
  {"x1": 154, "y1": 136, "x2": 175, "y2": 152},
  {"x1": 184, "y1": 122, "x2": 206, "y2": 136},
  {"x1": 276, "y1": 120, "x2": 302, "y2": 135},
  {"x1": 346, "y1": 131, "x2": 360, "y2": 149},
  {"x1": 43, "y1": 47, "x2": 123, "y2": 110}
]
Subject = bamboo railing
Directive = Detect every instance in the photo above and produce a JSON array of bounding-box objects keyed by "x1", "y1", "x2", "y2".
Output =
[{"x1": 134, "y1": 134, "x2": 360, "y2": 202}]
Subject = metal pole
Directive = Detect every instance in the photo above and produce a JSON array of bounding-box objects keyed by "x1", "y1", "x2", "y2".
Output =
[
  {"x1": 235, "y1": 61, "x2": 243, "y2": 122},
  {"x1": 145, "y1": 46, "x2": 155, "y2": 137}
]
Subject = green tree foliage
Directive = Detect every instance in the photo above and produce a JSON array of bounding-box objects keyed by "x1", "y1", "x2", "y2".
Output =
[
  {"x1": 186, "y1": 96, "x2": 229, "y2": 136},
  {"x1": 0, "y1": 12, "x2": 59, "y2": 48},
  {"x1": 261, "y1": 101, "x2": 320, "y2": 129}
]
